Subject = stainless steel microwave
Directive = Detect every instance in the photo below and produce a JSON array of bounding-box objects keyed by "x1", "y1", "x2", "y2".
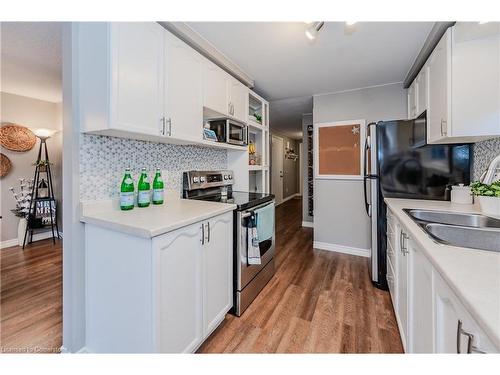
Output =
[{"x1": 206, "y1": 118, "x2": 248, "y2": 146}]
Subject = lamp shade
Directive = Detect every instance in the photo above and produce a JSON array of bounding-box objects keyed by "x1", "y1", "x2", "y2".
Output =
[{"x1": 33, "y1": 128, "x2": 58, "y2": 140}]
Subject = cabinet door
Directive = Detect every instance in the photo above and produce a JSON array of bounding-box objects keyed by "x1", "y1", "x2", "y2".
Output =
[
  {"x1": 397, "y1": 227, "x2": 409, "y2": 351},
  {"x1": 165, "y1": 31, "x2": 203, "y2": 142},
  {"x1": 409, "y1": 241, "x2": 434, "y2": 353},
  {"x1": 202, "y1": 60, "x2": 229, "y2": 116},
  {"x1": 416, "y1": 67, "x2": 428, "y2": 117},
  {"x1": 407, "y1": 82, "x2": 417, "y2": 119},
  {"x1": 427, "y1": 28, "x2": 451, "y2": 144},
  {"x1": 228, "y1": 78, "x2": 248, "y2": 123},
  {"x1": 111, "y1": 22, "x2": 165, "y2": 136},
  {"x1": 203, "y1": 213, "x2": 233, "y2": 337},
  {"x1": 434, "y1": 273, "x2": 497, "y2": 353},
  {"x1": 155, "y1": 222, "x2": 203, "y2": 353}
]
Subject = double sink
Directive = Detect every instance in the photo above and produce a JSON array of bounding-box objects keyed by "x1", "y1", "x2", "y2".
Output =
[{"x1": 404, "y1": 209, "x2": 500, "y2": 253}]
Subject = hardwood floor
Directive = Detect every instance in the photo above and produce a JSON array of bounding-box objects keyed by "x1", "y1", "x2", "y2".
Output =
[
  {"x1": 0, "y1": 198, "x2": 402, "y2": 354},
  {"x1": 0, "y1": 239, "x2": 62, "y2": 353},
  {"x1": 198, "y1": 198, "x2": 403, "y2": 353}
]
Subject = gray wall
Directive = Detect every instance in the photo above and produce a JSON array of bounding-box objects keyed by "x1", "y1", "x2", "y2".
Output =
[
  {"x1": 302, "y1": 114, "x2": 313, "y2": 223},
  {"x1": 313, "y1": 83, "x2": 407, "y2": 250},
  {"x1": 271, "y1": 131, "x2": 300, "y2": 199},
  {"x1": 0, "y1": 92, "x2": 63, "y2": 243}
]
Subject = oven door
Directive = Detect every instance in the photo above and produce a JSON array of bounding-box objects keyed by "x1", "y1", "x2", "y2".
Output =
[
  {"x1": 226, "y1": 120, "x2": 248, "y2": 146},
  {"x1": 236, "y1": 201, "x2": 275, "y2": 291}
]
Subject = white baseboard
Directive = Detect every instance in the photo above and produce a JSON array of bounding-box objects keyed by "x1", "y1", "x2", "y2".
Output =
[
  {"x1": 1, "y1": 230, "x2": 63, "y2": 249},
  {"x1": 313, "y1": 241, "x2": 370, "y2": 258},
  {"x1": 302, "y1": 221, "x2": 314, "y2": 228}
]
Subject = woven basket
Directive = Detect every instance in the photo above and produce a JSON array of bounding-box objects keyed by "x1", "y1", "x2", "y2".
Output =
[
  {"x1": 0, "y1": 153, "x2": 12, "y2": 177},
  {"x1": 0, "y1": 123, "x2": 37, "y2": 152}
]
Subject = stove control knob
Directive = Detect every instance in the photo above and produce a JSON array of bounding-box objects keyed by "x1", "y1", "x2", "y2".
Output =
[
  {"x1": 192, "y1": 177, "x2": 199, "y2": 183},
  {"x1": 200, "y1": 177, "x2": 206, "y2": 183},
  {"x1": 228, "y1": 174, "x2": 232, "y2": 180},
  {"x1": 224, "y1": 175, "x2": 228, "y2": 180}
]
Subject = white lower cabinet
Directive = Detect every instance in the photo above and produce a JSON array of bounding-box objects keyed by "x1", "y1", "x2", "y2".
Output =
[
  {"x1": 387, "y1": 210, "x2": 498, "y2": 353},
  {"x1": 409, "y1": 241, "x2": 434, "y2": 353},
  {"x1": 85, "y1": 211, "x2": 233, "y2": 353}
]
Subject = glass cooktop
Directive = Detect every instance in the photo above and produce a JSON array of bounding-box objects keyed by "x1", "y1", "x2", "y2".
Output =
[{"x1": 191, "y1": 191, "x2": 274, "y2": 211}]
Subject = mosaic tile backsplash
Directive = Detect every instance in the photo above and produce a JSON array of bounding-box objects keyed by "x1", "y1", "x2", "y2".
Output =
[
  {"x1": 472, "y1": 137, "x2": 500, "y2": 181},
  {"x1": 80, "y1": 134, "x2": 227, "y2": 201}
]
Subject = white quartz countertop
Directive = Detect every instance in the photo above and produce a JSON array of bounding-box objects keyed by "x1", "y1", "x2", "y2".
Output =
[
  {"x1": 385, "y1": 198, "x2": 500, "y2": 349},
  {"x1": 80, "y1": 197, "x2": 236, "y2": 238}
]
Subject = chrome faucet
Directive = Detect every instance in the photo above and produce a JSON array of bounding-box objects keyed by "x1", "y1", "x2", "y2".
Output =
[{"x1": 481, "y1": 152, "x2": 500, "y2": 184}]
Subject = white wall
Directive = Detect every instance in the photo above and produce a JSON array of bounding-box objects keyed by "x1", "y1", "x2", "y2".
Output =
[
  {"x1": 313, "y1": 83, "x2": 407, "y2": 251},
  {"x1": 0, "y1": 92, "x2": 63, "y2": 244}
]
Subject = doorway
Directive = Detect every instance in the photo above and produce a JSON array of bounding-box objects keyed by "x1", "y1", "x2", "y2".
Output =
[{"x1": 271, "y1": 135, "x2": 284, "y2": 205}]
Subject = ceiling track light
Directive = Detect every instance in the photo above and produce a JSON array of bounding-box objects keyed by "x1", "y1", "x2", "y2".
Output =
[{"x1": 305, "y1": 22, "x2": 325, "y2": 40}]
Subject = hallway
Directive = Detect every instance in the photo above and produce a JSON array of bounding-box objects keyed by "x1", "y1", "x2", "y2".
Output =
[{"x1": 199, "y1": 197, "x2": 403, "y2": 353}]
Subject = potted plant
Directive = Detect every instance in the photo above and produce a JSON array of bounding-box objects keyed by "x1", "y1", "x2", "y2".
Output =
[
  {"x1": 9, "y1": 178, "x2": 33, "y2": 246},
  {"x1": 470, "y1": 180, "x2": 500, "y2": 217}
]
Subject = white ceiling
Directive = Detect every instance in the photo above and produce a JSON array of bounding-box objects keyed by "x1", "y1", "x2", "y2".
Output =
[
  {"x1": 188, "y1": 22, "x2": 434, "y2": 139},
  {"x1": 1, "y1": 22, "x2": 62, "y2": 103}
]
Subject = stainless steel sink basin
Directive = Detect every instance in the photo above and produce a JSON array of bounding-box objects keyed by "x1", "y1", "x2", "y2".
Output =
[
  {"x1": 406, "y1": 209, "x2": 500, "y2": 228},
  {"x1": 425, "y1": 223, "x2": 500, "y2": 253}
]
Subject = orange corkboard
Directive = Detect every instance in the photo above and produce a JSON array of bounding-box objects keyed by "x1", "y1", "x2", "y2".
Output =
[{"x1": 318, "y1": 124, "x2": 361, "y2": 175}]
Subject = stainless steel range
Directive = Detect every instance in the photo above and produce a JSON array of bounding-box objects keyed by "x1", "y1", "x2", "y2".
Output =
[{"x1": 183, "y1": 170, "x2": 275, "y2": 316}]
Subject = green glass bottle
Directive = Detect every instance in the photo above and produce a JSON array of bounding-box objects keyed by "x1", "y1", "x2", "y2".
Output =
[
  {"x1": 120, "y1": 168, "x2": 135, "y2": 211},
  {"x1": 152, "y1": 168, "x2": 164, "y2": 205},
  {"x1": 137, "y1": 168, "x2": 151, "y2": 208}
]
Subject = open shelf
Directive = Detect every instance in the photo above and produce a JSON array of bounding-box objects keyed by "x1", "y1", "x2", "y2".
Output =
[
  {"x1": 248, "y1": 92, "x2": 264, "y2": 126},
  {"x1": 198, "y1": 139, "x2": 247, "y2": 151}
]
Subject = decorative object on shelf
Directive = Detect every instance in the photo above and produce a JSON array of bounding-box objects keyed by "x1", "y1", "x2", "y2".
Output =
[
  {"x1": 249, "y1": 154, "x2": 261, "y2": 165},
  {"x1": 23, "y1": 128, "x2": 60, "y2": 249},
  {"x1": 253, "y1": 113, "x2": 262, "y2": 124},
  {"x1": 471, "y1": 180, "x2": 500, "y2": 216},
  {"x1": 0, "y1": 123, "x2": 37, "y2": 152},
  {"x1": 9, "y1": 178, "x2": 34, "y2": 246},
  {"x1": 0, "y1": 153, "x2": 12, "y2": 177},
  {"x1": 285, "y1": 142, "x2": 298, "y2": 161},
  {"x1": 248, "y1": 141, "x2": 256, "y2": 155},
  {"x1": 203, "y1": 128, "x2": 218, "y2": 142}
]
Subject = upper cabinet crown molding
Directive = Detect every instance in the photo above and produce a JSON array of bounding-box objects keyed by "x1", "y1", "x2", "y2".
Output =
[{"x1": 407, "y1": 22, "x2": 500, "y2": 144}]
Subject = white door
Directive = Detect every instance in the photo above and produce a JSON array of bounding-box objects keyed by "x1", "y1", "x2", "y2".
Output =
[
  {"x1": 228, "y1": 78, "x2": 248, "y2": 123},
  {"x1": 397, "y1": 227, "x2": 409, "y2": 351},
  {"x1": 427, "y1": 29, "x2": 451, "y2": 143},
  {"x1": 165, "y1": 31, "x2": 203, "y2": 142},
  {"x1": 156, "y1": 222, "x2": 203, "y2": 353},
  {"x1": 111, "y1": 22, "x2": 165, "y2": 136},
  {"x1": 202, "y1": 60, "x2": 229, "y2": 116},
  {"x1": 271, "y1": 135, "x2": 284, "y2": 205},
  {"x1": 410, "y1": 241, "x2": 434, "y2": 353},
  {"x1": 202, "y1": 213, "x2": 233, "y2": 337}
]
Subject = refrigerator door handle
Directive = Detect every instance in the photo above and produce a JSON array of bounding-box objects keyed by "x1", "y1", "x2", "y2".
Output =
[{"x1": 363, "y1": 175, "x2": 371, "y2": 217}]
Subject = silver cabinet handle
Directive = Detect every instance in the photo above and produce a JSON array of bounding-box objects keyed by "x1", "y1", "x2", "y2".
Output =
[
  {"x1": 457, "y1": 320, "x2": 485, "y2": 354},
  {"x1": 160, "y1": 117, "x2": 166, "y2": 135},
  {"x1": 207, "y1": 222, "x2": 210, "y2": 243},
  {"x1": 166, "y1": 118, "x2": 172, "y2": 136},
  {"x1": 400, "y1": 230, "x2": 409, "y2": 256},
  {"x1": 201, "y1": 223, "x2": 204, "y2": 245},
  {"x1": 441, "y1": 119, "x2": 447, "y2": 137}
]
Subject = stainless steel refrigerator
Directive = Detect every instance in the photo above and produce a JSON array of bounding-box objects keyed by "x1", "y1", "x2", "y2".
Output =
[{"x1": 363, "y1": 113, "x2": 471, "y2": 289}]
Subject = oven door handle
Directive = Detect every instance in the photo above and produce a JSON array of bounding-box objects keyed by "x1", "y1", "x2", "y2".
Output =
[{"x1": 241, "y1": 212, "x2": 252, "y2": 219}]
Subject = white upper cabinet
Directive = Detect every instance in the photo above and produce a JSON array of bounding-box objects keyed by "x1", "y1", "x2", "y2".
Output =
[
  {"x1": 228, "y1": 78, "x2": 248, "y2": 123},
  {"x1": 427, "y1": 28, "x2": 452, "y2": 143},
  {"x1": 79, "y1": 22, "x2": 165, "y2": 137},
  {"x1": 415, "y1": 66, "x2": 428, "y2": 117},
  {"x1": 202, "y1": 60, "x2": 230, "y2": 117},
  {"x1": 451, "y1": 22, "x2": 500, "y2": 140},
  {"x1": 407, "y1": 81, "x2": 417, "y2": 119},
  {"x1": 409, "y1": 23, "x2": 500, "y2": 144},
  {"x1": 164, "y1": 31, "x2": 203, "y2": 142}
]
